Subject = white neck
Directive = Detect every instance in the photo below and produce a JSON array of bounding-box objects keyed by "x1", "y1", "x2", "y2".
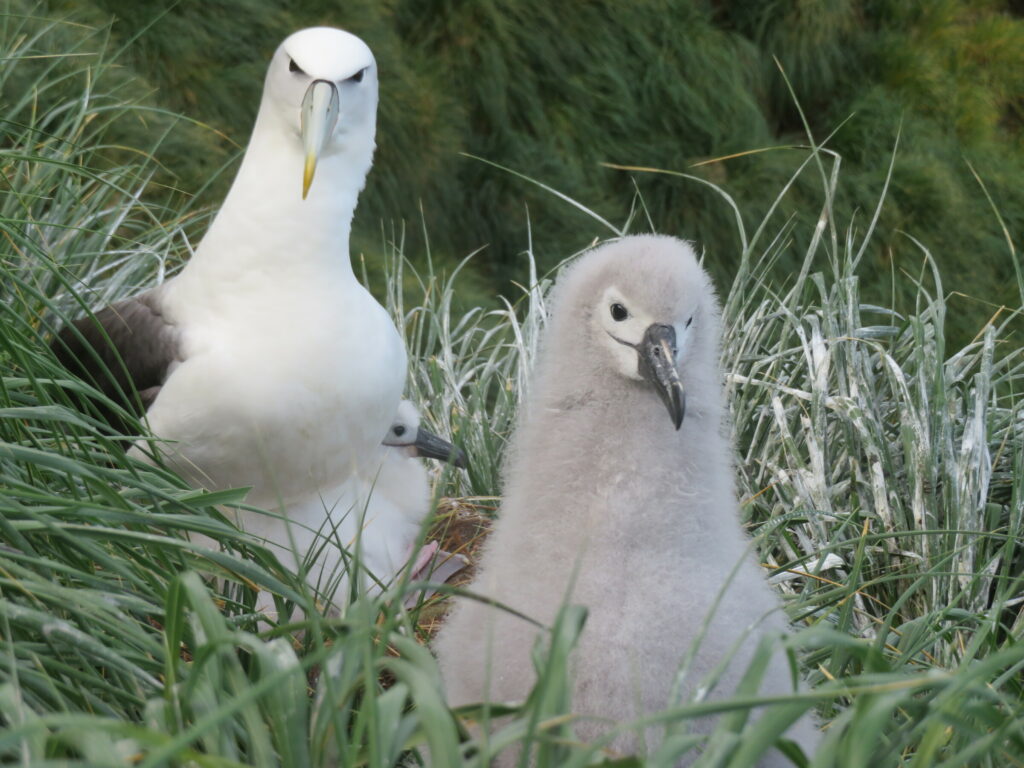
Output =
[{"x1": 182, "y1": 97, "x2": 374, "y2": 286}]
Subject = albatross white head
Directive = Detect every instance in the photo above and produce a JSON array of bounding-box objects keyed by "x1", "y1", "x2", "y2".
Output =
[
  {"x1": 262, "y1": 27, "x2": 378, "y2": 199},
  {"x1": 190, "y1": 26, "x2": 381, "y2": 274}
]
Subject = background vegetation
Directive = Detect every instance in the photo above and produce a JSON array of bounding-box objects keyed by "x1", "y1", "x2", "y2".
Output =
[
  {"x1": 22, "y1": 0, "x2": 1024, "y2": 344},
  {"x1": 1, "y1": 2, "x2": 1023, "y2": 766}
]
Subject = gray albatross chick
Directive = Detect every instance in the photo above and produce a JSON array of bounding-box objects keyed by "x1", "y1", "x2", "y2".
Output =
[{"x1": 433, "y1": 235, "x2": 818, "y2": 765}]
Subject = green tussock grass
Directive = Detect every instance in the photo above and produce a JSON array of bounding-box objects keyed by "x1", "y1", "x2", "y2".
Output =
[{"x1": 1, "y1": 9, "x2": 1022, "y2": 768}]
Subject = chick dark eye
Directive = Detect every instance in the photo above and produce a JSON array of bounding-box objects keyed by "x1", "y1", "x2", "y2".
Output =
[
  {"x1": 393, "y1": 425, "x2": 406, "y2": 437},
  {"x1": 289, "y1": 58, "x2": 304, "y2": 74},
  {"x1": 686, "y1": 316, "x2": 693, "y2": 328},
  {"x1": 610, "y1": 303, "x2": 628, "y2": 322},
  {"x1": 348, "y1": 67, "x2": 366, "y2": 83}
]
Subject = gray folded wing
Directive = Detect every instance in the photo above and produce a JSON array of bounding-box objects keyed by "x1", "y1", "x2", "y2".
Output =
[{"x1": 50, "y1": 289, "x2": 180, "y2": 436}]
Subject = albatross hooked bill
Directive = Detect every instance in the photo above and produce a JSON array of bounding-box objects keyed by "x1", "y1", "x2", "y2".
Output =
[
  {"x1": 413, "y1": 427, "x2": 469, "y2": 469},
  {"x1": 301, "y1": 79, "x2": 340, "y2": 198},
  {"x1": 637, "y1": 323, "x2": 686, "y2": 430}
]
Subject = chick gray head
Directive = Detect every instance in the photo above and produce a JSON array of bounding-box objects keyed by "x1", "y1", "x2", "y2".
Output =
[
  {"x1": 542, "y1": 235, "x2": 722, "y2": 430},
  {"x1": 262, "y1": 27, "x2": 378, "y2": 198},
  {"x1": 381, "y1": 400, "x2": 469, "y2": 468}
]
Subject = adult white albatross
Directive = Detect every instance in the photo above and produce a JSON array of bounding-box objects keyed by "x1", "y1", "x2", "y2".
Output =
[{"x1": 52, "y1": 27, "x2": 406, "y2": 509}]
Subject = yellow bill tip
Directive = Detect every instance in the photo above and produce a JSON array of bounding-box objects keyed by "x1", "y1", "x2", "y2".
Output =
[{"x1": 302, "y1": 154, "x2": 317, "y2": 199}]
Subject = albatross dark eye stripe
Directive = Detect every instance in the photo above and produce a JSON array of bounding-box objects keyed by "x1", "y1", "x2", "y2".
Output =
[
  {"x1": 348, "y1": 67, "x2": 367, "y2": 83},
  {"x1": 289, "y1": 57, "x2": 305, "y2": 74}
]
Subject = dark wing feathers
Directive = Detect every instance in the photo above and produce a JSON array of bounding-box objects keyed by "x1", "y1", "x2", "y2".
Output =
[{"x1": 51, "y1": 290, "x2": 180, "y2": 435}]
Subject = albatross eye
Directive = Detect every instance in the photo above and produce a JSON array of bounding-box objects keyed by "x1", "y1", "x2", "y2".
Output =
[
  {"x1": 348, "y1": 67, "x2": 366, "y2": 83},
  {"x1": 686, "y1": 316, "x2": 693, "y2": 328},
  {"x1": 393, "y1": 425, "x2": 406, "y2": 437},
  {"x1": 610, "y1": 303, "x2": 628, "y2": 322},
  {"x1": 288, "y1": 58, "x2": 304, "y2": 74}
]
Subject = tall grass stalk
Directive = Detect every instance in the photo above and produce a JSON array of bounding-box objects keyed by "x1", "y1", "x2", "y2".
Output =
[{"x1": 0, "y1": 13, "x2": 1021, "y2": 768}]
